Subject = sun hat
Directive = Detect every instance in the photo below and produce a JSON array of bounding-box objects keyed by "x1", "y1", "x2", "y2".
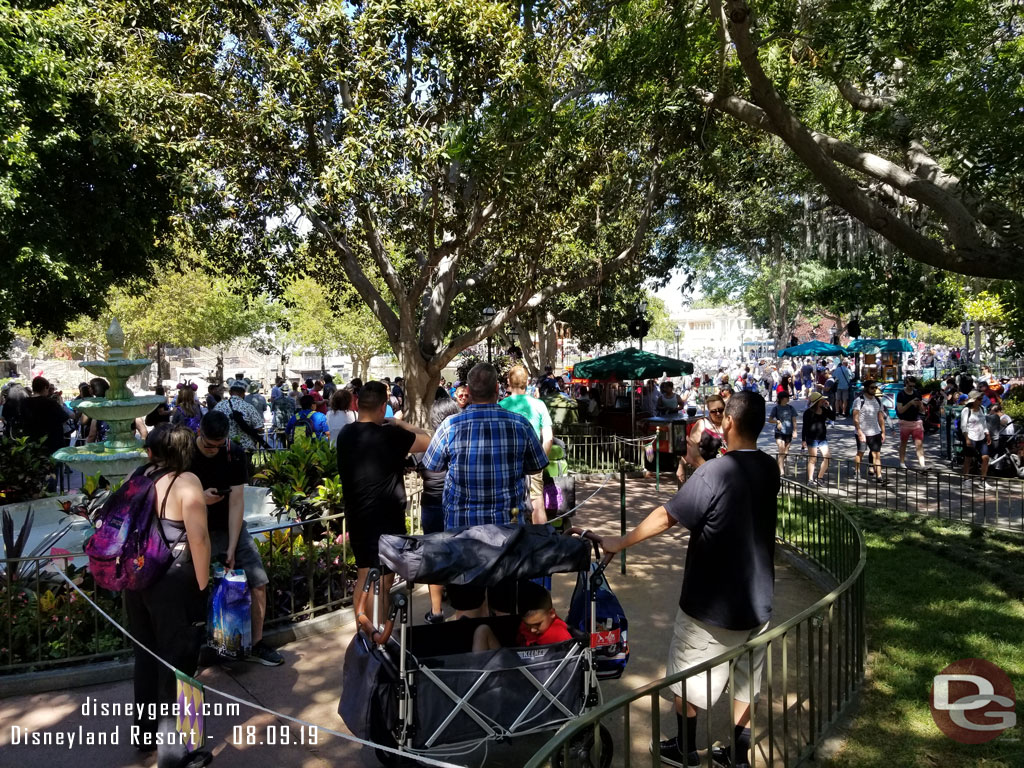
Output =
[
  {"x1": 807, "y1": 391, "x2": 826, "y2": 406},
  {"x1": 965, "y1": 390, "x2": 983, "y2": 404}
]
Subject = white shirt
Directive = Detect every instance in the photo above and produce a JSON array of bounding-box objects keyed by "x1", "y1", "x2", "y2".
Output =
[
  {"x1": 854, "y1": 395, "x2": 884, "y2": 437},
  {"x1": 960, "y1": 407, "x2": 989, "y2": 442},
  {"x1": 326, "y1": 409, "x2": 356, "y2": 446}
]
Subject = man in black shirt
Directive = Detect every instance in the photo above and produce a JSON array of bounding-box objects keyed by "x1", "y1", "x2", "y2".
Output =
[
  {"x1": 189, "y1": 411, "x2": 283, "y2": 666},
  {"x1": 336, "y1": 381, "x2": 430, "y2": 625},
  {"x1": 896, "y1": 376, "x2": 926, "y2": 470},
  {"x1": 19, "y1": 376, "x2": 68, "y2": 455},
  {"x1": 603, "y1": 391, "x2": 780, "y2": 768}
]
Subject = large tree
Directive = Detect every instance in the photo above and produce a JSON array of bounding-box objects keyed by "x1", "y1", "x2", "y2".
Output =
[{"x1": 96, "y1": 0, "x2": 682, "y2": 422}]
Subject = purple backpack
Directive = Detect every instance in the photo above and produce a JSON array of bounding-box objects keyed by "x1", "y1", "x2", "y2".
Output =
[{"x1": 85, "y1": 466, "x2": 184, "y2": 591}]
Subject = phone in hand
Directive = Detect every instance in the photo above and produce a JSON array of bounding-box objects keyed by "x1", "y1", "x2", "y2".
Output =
[{"x1": 215, "y1": 487, "x2": 231, "y2": 496}]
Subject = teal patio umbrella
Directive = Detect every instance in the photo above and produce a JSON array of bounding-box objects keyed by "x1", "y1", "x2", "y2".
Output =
[
  {"x1": 573, "y1": 347, "x2": 694, "y2": 438},
  {"x1": 776, "y1": 340, "x2": 846, "y2": 358},
  {"x1": 845, "y1": 338, "x2": 914, "y2": 354},
  {"x1": 573, "y1": 347, "x2": 694, "y2": 380}
]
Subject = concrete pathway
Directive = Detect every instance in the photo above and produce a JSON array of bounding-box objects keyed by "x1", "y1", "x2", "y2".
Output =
[{"x1": 0, "y1": 478, "x2": 823, "y2": 768}]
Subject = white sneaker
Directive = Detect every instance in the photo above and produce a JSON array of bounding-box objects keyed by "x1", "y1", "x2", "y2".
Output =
[
  {"x1": 918, "y1": 463, "x2": 927, "y2": 471},
  {"x1": 979, "y1": 481, "x2": 995, "y2": 492},
  {"x1": 899, "y1": 462, "x2": 908, "y2": 470}
]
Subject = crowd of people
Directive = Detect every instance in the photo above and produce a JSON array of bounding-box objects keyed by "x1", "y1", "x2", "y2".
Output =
[{"x1": 2, "y1": 347, "x2": 1021, "y2": 768}]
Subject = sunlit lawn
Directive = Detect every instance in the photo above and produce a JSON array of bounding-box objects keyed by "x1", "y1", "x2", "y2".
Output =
[{"x1": 826, "y1": 509, "x2": 1024, "y2": 768}]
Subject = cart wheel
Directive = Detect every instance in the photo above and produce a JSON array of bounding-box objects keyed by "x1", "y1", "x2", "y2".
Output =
[{"x1": 552, "y1": 723, "x2": 614, "y2": 768}]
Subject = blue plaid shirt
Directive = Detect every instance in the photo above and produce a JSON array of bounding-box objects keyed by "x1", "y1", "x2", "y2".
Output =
[{"x1": 422, "y1": 403, "x2": 548, "y2": 529}]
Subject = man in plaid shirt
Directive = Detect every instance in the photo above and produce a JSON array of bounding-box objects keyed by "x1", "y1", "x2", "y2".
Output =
[
  {"x1": 424, "y1": 363, "x2": 548, "y2": 530},
  {"x1": 423, "y1": 362, "x2": 547, "y2": 617}
]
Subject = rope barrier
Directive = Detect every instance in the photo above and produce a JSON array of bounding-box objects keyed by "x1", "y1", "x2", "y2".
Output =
[{"x1": 49, "y1": 567, "x2": 468, "y2": 768}]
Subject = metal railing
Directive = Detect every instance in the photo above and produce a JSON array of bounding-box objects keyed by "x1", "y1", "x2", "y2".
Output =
[
  {"x1": 557, "y1": 432, "x2": 642, "y2": 474},
  {"x1": 0, "y1": 488, "x2": 423, "y2": 675},
  {"x1": 782, "y1": 454, "x2": 1024, "y2": 532},
  {"x1": 525, "y1": 478, "x2": 866, "y2": 768}
]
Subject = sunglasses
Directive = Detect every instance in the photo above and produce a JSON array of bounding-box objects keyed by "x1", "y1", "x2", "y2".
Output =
[{"x1": 708, "y1": 408, "x2": 724, "y2": 414}]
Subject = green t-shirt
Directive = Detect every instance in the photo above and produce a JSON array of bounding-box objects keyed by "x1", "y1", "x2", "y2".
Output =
[{"x1": 500, "y1": 393, "x2": 552, "y2": 438}]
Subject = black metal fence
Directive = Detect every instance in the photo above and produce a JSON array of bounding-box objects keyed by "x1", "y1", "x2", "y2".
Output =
[
  {"x1": 525, "y1": 478, "x2": 867, "y2": 768},
  {"x1": 783, "y1": 454, "x2": 1024, "y2": 532}
]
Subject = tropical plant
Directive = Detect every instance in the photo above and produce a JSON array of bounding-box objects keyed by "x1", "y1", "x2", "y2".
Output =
[
  {"x1": 0, "y1": 436, "x2": 52, "y2": 504},
  {"x1": 251, "y1": 436, "x2": 341, "y2": 519}
]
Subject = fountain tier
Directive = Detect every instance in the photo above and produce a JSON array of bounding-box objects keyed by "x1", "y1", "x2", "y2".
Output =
[{"x1": 51, "y1": 319, "x2": 160, "y2": 479}]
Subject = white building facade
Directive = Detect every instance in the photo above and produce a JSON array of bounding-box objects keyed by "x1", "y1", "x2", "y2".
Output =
[{"x1": 675, "y1": 305, "x2": 772, "y2": 358}]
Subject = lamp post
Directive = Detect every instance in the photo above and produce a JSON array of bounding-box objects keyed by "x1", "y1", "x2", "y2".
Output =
[
  {"x1": 482, "y1": 306, "x2": 496, "y2": 363},
  {"x1": 674, "y1": 325, "x2": 682, "y2": 359}
]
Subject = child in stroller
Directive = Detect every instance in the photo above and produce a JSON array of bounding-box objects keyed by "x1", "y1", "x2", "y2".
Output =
[{"x1": 472, "y1": 582, "x2": 572, "y2": 651}]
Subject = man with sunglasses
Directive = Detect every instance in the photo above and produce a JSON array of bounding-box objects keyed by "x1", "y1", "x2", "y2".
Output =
[{"x1": 189, "y1": 411, "x2": 283, "y2": 666}]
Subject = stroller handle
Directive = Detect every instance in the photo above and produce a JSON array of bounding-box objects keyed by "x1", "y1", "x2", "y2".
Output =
[{"x1": 568, "y1": 527, "x2": 616, "y2": 568}]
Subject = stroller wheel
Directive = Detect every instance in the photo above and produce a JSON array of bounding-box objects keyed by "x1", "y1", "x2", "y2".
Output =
[{"x1": 552, "y1": 723, "x2": 614, "y2": 768}]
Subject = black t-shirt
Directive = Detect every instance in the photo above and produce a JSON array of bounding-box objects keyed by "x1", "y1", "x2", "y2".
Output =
[
  {"x1": 664, "y1": 450, "x2": 780, "y2": 630},
  {"x1": 19, "y1": 396, "x2": 68, "y2": 454},
  {"x1": 337, "y1": 422, "x2": 416, "y2": 524},
  {"x1": 188, "y1": 442, "x2": 248, "y2": 531},
  {"x1": 896, "y1": 389, "x2": 922, "y2": 422}
]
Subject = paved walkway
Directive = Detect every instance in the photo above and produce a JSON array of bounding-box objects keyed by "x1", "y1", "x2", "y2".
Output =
[
  {"x1": 0, "y1": 478, "x2": 823, "y2": 768},
  {"x1": 754, "y1": 397, "x2": 1024, "y2": 530}
]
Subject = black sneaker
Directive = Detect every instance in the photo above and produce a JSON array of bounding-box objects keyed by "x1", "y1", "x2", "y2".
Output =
[
  {"x1": 710, "y1": 745, "x2": 750, "y2": 768},
  {"x1": 813, "y1": 478, "x2": 824, "y2": 487},
  {"x1": 424, "y1": 611, "x2": 445, "y2": 625},
  {"x1": 651, "y1": 737, "x2": 700, "y2": 767},
  {"x1": 247, "y1": 640, "x2": 285, "y2": 666}
]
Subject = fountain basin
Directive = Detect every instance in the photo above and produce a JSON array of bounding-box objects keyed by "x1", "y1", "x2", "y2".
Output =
[
  {"x1": 79, "y1": 360, "x2": 152, "y2": 400},
  {"x1": 74, "y1": 395, "x2": 165, "y2": 423},
  {"x1": 51, "y1": 445, "x2": 149, "y2": 479}
]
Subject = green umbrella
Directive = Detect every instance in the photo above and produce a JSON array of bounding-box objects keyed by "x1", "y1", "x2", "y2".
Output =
[
  {"x1": 845, "y1": 338, "x2": 914, "y2": 354},
  {"x1": 776, "y1": 341, "x2": 847, "y2": 358},
  {"x1": 572, "y1": 347, "x2": 694, "y2": 379}
]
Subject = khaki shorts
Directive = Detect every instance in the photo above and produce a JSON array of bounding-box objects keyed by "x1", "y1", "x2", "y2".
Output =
[{"x1": 666, "y1": 609, "x2": 769, "y2": 708}]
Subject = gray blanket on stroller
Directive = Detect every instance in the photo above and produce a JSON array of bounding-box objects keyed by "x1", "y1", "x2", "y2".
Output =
[{"x1": 379, "y1": 524, "x2": 589, "y2": 587}]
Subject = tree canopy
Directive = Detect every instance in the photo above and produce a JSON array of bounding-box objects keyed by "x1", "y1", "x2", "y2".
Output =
[{"x1": 0, "y1": 1, "x2": 187, "y2": 351}]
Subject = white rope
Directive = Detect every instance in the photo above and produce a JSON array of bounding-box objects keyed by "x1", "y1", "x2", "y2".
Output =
[
  {"x1": 50, "y1": 567, "x2": 467, "y2": 768},
  {"x1": 545, "y1": 470, "x2": 615, "y2": 525}
]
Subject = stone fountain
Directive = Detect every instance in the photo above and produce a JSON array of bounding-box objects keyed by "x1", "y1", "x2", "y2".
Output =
[{"x1": 51, "y1": 319, "x2": 165, "y2": 478}]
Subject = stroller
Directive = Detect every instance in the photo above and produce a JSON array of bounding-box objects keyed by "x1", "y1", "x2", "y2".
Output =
[
  {"x1": 340, "y1": 524, "x2": 620, "y2": 767},
  {"x1": 987, "y1": 420, "x2": 1024, "y2": 479}
]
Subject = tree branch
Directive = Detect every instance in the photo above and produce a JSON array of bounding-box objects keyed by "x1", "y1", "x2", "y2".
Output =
[
  {"x1": 304, "y1": 209, "x2": 401, "y2": 341},
  {"x1": 835, "y1": 80, "x2": 896, "y2": 113},
  {"x1": 692, "y1": 15, "x2": 1023, "y2": 280}
]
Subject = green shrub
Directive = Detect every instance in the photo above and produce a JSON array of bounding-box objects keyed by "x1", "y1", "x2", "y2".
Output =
[
  {"x1": 0, "y1": 437, "x2": 53, "y2": 504},
  {"x1": 251, "y1": 435, "x2": 342, "y2": 519}
]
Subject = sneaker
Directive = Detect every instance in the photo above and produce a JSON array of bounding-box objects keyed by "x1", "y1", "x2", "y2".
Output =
[
  {"x1": 898, "y1": 462, "x2": 908, "y2": 470},
  {"x1": 978, "y1": 481, "x2": 995, "y2": 492},
  {"x1": 918, "y1": 463, "x2": 927, "y2": 471},
  {"x1": 961, "y1": 476, "x2": 973, "y2": 486},
  {"x1": 710, "y1": 745, "x2": 750, "y2": 768},
  {"x1": 813, "y1": 478, "x2": 824, "y2": 487},
  {"x1": 247, "y1": 640, "x2": 284, "y2": 666},
  {"x1": 424, "y1": 611, "x2": 445, "y2": 625},
  {"x1": 651, "y1": 737, "x2": 700, "y2": 767}
]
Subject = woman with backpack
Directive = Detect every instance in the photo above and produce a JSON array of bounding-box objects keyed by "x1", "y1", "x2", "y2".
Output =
[{"x1": 124, "y1": 424, "x2": 212, "y2": 768}]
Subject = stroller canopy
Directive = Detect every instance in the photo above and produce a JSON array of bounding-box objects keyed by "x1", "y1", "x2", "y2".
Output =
[{"x1": 379, "y1": 524, "x2": 590, "y2": 587}]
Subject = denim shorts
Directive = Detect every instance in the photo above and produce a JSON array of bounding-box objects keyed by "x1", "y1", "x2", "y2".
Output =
[{"x1": 807, "y1": 439, "x2": 828, "y2": 449}]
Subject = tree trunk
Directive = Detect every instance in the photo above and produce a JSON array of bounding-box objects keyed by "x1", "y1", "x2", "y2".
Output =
[
  {"x1": 395, "y1": 344, "x2": 440, "y2": 428},
  {"x1": 974, "y1": 324, "x2": 982, "y2": 364}
]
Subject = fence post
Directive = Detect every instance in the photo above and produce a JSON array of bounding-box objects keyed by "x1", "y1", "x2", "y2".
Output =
[
  {"x1": 655, "y1": 427, "x2": 660, "y2": 493},
  {"x1": 620, "y1": 458, "x2": 627, "y2": 575}
]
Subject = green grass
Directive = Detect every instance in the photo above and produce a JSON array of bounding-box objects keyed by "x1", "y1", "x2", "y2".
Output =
[{"x1": 826, "y1": 509, "x2": 1024, "y2": 768}]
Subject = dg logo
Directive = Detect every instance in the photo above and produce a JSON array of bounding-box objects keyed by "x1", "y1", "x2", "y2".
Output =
[{"x1": 930, "y1": 658, "x2": 1017, "y2": 744}]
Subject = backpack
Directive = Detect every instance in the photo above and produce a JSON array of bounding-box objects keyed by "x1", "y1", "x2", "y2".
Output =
[
  {"x1": 85, "y1": 467, "x2": 184, "y2": 591},
  {"x1": 567, "y1": 561, "x2": 629, "y2": 679},
  {"x1": 293, "y1": 411, "x2": 316, "y2": 439}
]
